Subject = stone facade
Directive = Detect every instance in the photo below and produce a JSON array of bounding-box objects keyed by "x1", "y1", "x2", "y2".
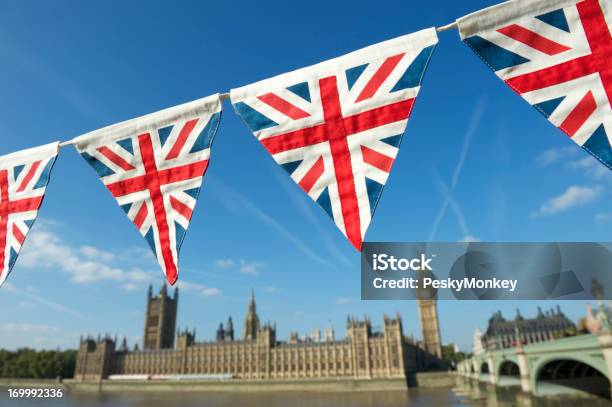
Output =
[
  {"x1": 417, "y1": 299, "x2": 442, "y2": 359},
  {"x1": 143, "y1": 284, "x2": 178, "y2": 350},
  {"x1": 415, "y1": 262, "x2": 442, "y2": 360},
  {"x1": 482, "y1": 306, "x2": 576, "y2": 350},
  {"x1": 74, "y1": 288, "x2": 443, "y2": 381}
]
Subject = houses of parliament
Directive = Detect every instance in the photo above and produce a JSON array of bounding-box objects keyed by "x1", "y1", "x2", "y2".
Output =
[{"x1": 74, "y1": 285, "x2": 444, "y2": 381}]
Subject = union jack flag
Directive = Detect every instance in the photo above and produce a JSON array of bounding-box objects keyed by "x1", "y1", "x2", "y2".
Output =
[
  {"x1": 0, "y1": 142, "x2": 59, "y2": 287},
  {"x1": 74, "y1": 95, "x2": 222, "y2": 285},
  {"x1": 231, "y1": 29, "x2": 438, "y2": 250},
  {"x1": 458, "y1": 0, "x2": 612, "y2": 170}
]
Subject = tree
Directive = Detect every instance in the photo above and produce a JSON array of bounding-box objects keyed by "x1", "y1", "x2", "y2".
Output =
[
  {"x1": 441, "y1": 343, "x2": 467, "y2": 368},
  {"x1": 0, "y1": 349, "x2": 76, "y2": 379}
]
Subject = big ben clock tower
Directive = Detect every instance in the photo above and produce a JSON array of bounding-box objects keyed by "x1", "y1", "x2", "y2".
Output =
[{"x1": 416, "y1": 253, "x2": 442, "y2": 359}]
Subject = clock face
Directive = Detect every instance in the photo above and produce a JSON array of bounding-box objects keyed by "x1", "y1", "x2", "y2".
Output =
[{"x1": 416, "y1": 269, "x2": 437, "y2": 300}]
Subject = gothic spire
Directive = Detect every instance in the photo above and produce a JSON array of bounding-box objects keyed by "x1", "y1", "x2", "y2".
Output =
[
  {"x1": 515, "y1": 308, "x2": 523, "y2": 320},
  {"x1": 243, "y1": 289, "x2": 260, "y2": 341},
  {"x1": 249, "y1": 289, "x2": 256, "y2": 311}
]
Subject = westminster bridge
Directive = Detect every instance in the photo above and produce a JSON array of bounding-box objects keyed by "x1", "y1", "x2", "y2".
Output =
[{"x1": 457, "y1": 331, "x2": 612, "y2": 400}]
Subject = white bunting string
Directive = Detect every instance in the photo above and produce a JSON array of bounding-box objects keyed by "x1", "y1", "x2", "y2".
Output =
[{"x1": 436, "y1": 22, "x2": 458, "y2": 32}]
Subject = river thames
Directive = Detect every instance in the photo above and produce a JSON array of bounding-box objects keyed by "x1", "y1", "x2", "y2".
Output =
[
  {"x1": 0, "y1": 388, "x2": 464, "y2": 407},
  {"x1": 1, "y1": 383, "x2": 611, "y2": 407}
]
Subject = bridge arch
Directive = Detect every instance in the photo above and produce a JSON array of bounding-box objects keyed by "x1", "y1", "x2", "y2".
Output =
[
  {"x1": 480, "y1": 362, "x2": 489, "y2": 374},
  {"x1": 532, "y1": 356, "x2": 610, "y2": 400},
  {"x1": 496, "y1": 359, "x2": 521, "y2": 387},
  {"x1": 498, "y1": 360, "x2": 520, "y2": 377}
]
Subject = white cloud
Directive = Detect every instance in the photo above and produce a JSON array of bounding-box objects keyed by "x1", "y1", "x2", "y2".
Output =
[
  {"x1": 16, "y1": 222, "x2": 219, "y2": 296},
  {"x1": 124, "y1": 268, "x2": 156, "y2": 283},
  {"x1": 265, "y1": 286, "x2": 277, "y2": 293},
  {"x1": 533, "y1": 185, "x2": 601, "y2": 216},
  {"x1": 570, "y1": 156, "x2": 610, "y2": 179},
  {"x1": 239, "y1": 260, "x2": 264, "y2": 275},
  {"x1": 213, "y1": 258, "x2": 265, "y2": 276},
  {"x1": 117, "y1": 246, "x2": 156, "y2": 262},
  {"x1": 80, "y1": 245, "x2": 115, "y2": 262},
  {"x1": 120, "y1": 283, "x2": 141, "y2": 292},
  {"x1": 460, "y1": 235, "x2": 481, "y2": 242},
  {"x1": 214, "y1": 259, "x2": 235, "y2": 269},
  {"x1": 202, "y1": 287, "x2": 221, "y2": 296},
  {"x1": 536, "y1": 147, "x2": 609, "y2": 179},
  {"x1": 19, "y1": 228, "x2": 125, "y2": 283},
  {"x1": 176, "y1": 281, "x2": 221, "y2": 297},
  {"x1": 334, "y1": 298, "x2": 351, "y2": 305},
  {"x1": 536, "y1": 146, "x2": 577, "y2": 166}
]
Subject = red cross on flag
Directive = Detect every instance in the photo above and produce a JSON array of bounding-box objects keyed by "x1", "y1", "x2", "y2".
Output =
[
  {"x1": 0, "y1": 142, "x2": 59, "y2": 288},
  {"x1": 74, "y1": 95, "x2": 222, "y2": 285},
  {"x1": 231, "y1": 29, "x2": 438, "y2": 250},
  {"x1": 458, "y1": 0, "x2": 612, "y2": 171}
]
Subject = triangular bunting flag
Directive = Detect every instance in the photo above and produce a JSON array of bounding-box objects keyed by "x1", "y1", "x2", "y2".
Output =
[
  {"x1": 458, "y1": 0, "x2": 612, "y2": 170},
  {"x1": 231, "y1": 28, "x2": 438, "y2": 250},
  {"x1": 0, "y1": 142, "x2": 59, "y2": 287},
  {"x1": 74, "y1": 95, "x2": 222, "y2": 285}
]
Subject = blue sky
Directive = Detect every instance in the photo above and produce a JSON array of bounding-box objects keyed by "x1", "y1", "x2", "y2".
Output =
[{"x1": 0, "y1": 0, "x2": 610, "y2": 352}]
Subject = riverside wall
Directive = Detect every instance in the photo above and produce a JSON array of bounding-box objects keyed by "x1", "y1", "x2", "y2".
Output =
[{"x1": 0, "y1": 373, "x2": 457, "y2": 393}]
